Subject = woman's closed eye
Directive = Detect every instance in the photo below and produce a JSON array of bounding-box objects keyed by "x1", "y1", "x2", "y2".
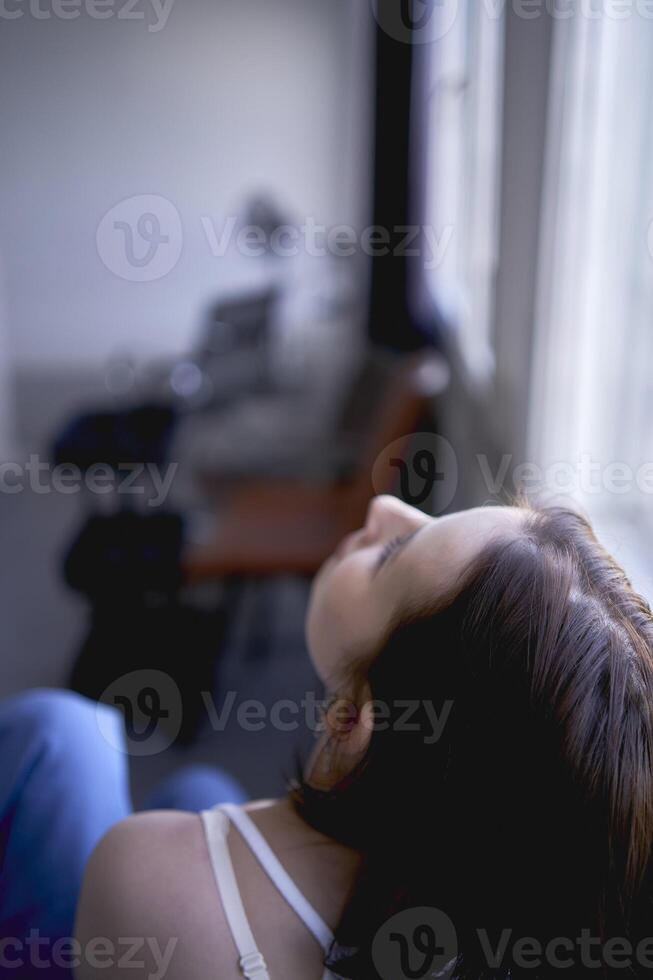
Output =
[{"x1": 374, "y1": 532, "x2": 417, "y2": 575}]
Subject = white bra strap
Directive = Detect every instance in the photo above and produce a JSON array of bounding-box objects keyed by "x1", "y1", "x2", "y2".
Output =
[
  {"x1": 200, "y1": 809, "x2": 271, "y2": 980},
  {"x1": 220, "y1": 803, "x2": 335, "y2": 953}
]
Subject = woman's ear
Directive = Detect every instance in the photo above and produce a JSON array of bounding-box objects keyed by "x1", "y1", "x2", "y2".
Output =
[
  {"x1": 305, "y1": 686, "x2": 374, "y2": 790},
  {"x1": 350, "y1": 699, "x2": 377, "y2": 756},
  {"x1": 325, "y1": 685, "x2": 374, "y2": 757}
]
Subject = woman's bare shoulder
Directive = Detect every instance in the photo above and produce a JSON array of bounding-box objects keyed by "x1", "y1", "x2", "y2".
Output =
[
  {"x1": 74, "y1": 810, "x2": 238, "y2": 979},
  {"x1": 73, "y1": 800, "x2": 358, "y2": 979},
  {"x1": 78, "y1": 810, "x2": 206, "y2": 904}
]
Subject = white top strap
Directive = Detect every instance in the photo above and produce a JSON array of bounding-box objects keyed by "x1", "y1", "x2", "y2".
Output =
[
  {"x1": 200, "y1": 809, "x2": 270, "y2": 980},
  {"x1": 219, "y1": 803, "x2": 335, "y2": 954}
]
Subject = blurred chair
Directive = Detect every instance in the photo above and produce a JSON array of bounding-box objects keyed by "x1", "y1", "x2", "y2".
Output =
[
  {"x1": 52, "y1": 286, "x2": 280, "y2": 478},
  {"x1": 139, "y1": 285, "x2": 281, "y2": 410},
  {"x1": 179, "y1": 286, "x2": 280, "y2": 406},
  {"x1": 183, "y1": 348, "x2": 448, "y2": 582},
  {"x1": 184, "y1": 345, "x2": 396, "y2": 489}
]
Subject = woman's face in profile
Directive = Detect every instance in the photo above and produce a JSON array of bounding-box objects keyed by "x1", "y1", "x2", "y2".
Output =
[{"x1": 306, "y1": 496, "x2": 524, "y2": 685}]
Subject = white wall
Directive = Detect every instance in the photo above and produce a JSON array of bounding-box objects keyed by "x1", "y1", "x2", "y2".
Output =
[{"x1": 0, "y1": 0, "x2": 370, "y2": 370}]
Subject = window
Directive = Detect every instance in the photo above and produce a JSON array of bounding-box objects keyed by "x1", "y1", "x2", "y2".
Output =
[
  {"x1": 423, "y1": 2, "x2": 506, "y2": 383},
  {"x1": 529, "y1": 11, "x2": 653, "y2": 594}
]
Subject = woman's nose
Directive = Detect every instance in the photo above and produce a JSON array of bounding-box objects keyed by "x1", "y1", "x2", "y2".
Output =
[{"x1": 364, "y1": 495, "x2": 429, "y2": 540}]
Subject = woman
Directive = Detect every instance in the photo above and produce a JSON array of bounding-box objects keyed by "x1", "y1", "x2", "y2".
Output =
[{"x1": 74, "y1": 495, "x2": 653, "y2": 979}]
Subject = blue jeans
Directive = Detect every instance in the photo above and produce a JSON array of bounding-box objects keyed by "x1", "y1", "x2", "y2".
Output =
[{"x1": 0, "y1": 689, "x2": 246, "y2": 977}]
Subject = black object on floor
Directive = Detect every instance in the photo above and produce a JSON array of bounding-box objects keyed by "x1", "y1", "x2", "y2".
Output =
[
  {"x1": 64, "y1": 510, "x2": 228, "y2": 745},
  {"x1": 70, "y1": 598, "x2": 228, "y2": 746},
  {"x1": 53, "y1": 402, "x2": 177, "y2": 471},
  {"x1": 63, "y1": 511, "x2": 184, "y2": 599}
]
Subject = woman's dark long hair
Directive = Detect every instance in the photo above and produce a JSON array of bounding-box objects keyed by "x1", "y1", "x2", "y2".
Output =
[{"x1": 294, "y1": 505, "x2": 653, "y2": 978}]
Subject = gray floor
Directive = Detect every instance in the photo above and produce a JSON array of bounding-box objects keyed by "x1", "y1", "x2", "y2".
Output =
[{"x1": 0, "y1": 483, "x2": 322, "y2": 805}]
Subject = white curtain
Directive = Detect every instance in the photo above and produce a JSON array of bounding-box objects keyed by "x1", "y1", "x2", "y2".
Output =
[{"x1": 529, "y1": 6, "x2": 653, "y2": 524}]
